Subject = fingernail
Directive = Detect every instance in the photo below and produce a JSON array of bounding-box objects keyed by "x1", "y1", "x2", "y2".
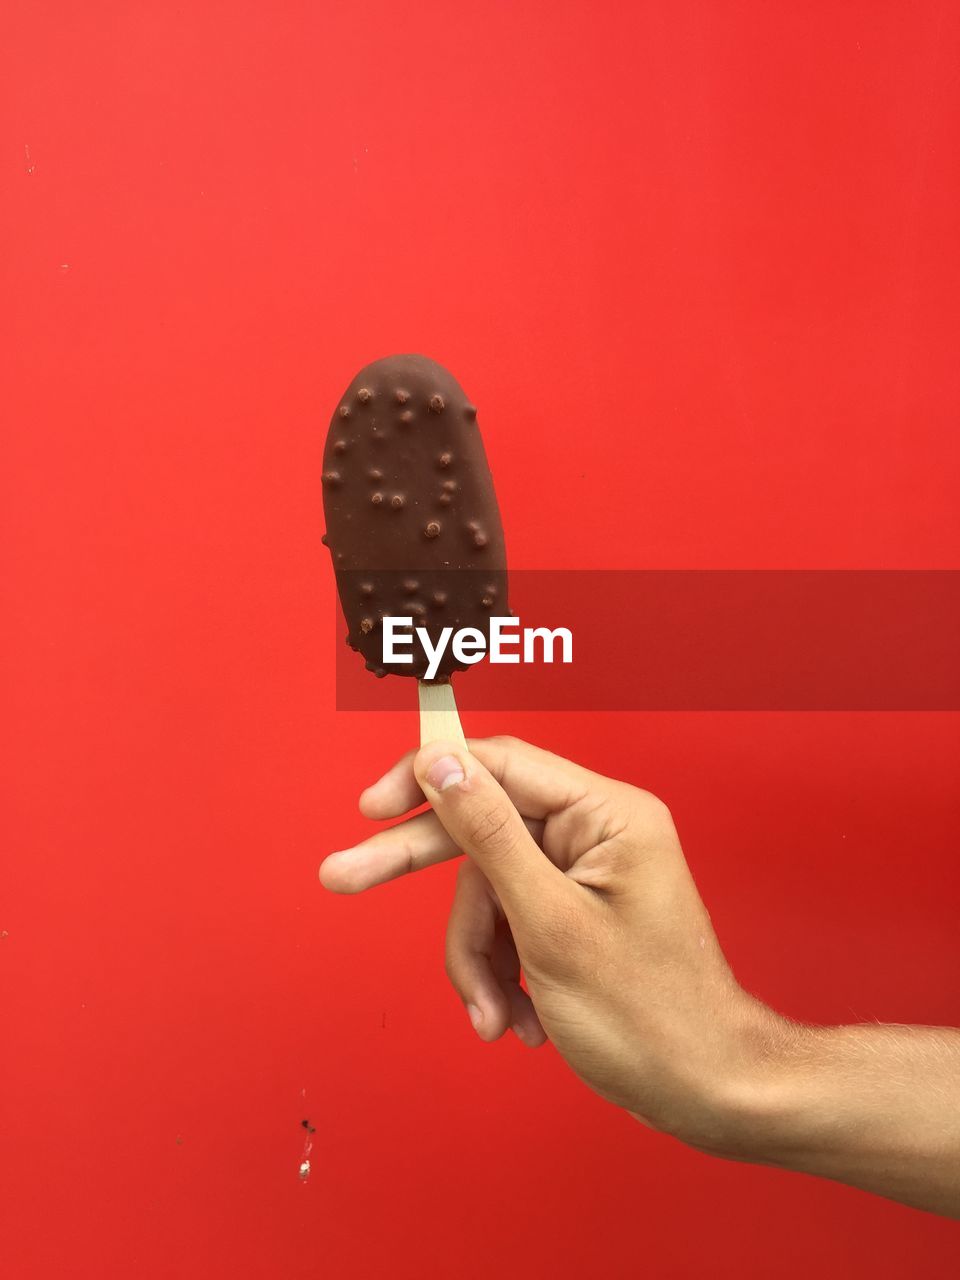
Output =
[
  {"x1": 427, "y1": 755, "x2": 465, "y2": 792},
  {"x1": 467, "y1": 1004, "x2": 483, "y2": 1032}
]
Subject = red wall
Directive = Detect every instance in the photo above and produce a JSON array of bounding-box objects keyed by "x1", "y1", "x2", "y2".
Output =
[{"x1": 3, "y1": 2, "x2": 959, "y2": 1276}]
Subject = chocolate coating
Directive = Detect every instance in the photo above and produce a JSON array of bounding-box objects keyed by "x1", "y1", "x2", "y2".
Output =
[{"x1": 322, "y1": 354, "x2": 507, "y2": 680}]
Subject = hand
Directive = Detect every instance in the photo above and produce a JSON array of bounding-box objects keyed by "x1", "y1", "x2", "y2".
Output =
[
  {"x1": 321, "y1": 736, "x2": 960, "y2": 1217},
  {"x1": 320, "y1": 735, "x2": 775, "y2": 1149}
]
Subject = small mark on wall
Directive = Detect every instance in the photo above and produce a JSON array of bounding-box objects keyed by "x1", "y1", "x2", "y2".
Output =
[{"x1": 298, "y1": 1100, "x2": 314, "y2": 1182}]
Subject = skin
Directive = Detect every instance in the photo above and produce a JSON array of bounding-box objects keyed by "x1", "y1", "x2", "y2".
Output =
[{"x1": 320, "y1": 735, "x2": 960, "y2": 1219}]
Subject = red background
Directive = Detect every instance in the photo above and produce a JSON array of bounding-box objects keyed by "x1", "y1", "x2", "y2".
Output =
[{"x1": 3, "y1": 2, "x2": 959, "y2": 1276}]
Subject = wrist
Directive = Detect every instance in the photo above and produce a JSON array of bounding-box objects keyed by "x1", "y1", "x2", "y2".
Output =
[
  {"x1": 663, "y1": 996, "x2": 799, "y2": 1159},
  {"x1": 625, "y1": 990, "x2": 792, "y2": 1154},
  {"x1": 694, "y1": 1008, "x2": 837, "y2": 1166}
]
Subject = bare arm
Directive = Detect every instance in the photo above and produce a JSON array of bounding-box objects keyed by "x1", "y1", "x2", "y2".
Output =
[{"x1": 716, "y1": 1020, "x2": 960, "y2": 1217}]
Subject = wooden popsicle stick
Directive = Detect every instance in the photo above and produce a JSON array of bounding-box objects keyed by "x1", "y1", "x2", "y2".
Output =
[{"x1": 418, "y1": 680, "x2": 467, "y2": 749}]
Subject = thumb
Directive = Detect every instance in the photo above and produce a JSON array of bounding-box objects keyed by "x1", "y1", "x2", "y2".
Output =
[{"x1": 414, "y1": 741, "x2": 560, "y2": 910}]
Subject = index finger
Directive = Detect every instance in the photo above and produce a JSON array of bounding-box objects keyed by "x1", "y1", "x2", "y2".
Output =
[
  {"x1": 359, "y1": 735, "x2": 601, "y2": 824},
  {"x1": 468, "y1": 736, "x2": 597, "y2": 819}
]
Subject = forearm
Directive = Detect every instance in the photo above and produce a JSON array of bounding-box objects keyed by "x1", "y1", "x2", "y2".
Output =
[{"x1": 715, "y1": 1017, "x2": 960, "y2": 1217}]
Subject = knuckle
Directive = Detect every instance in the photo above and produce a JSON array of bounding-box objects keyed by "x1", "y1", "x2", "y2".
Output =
[
  {"x1": 397, "y1": 838, "x2": 417, "y2": 879},
  {"x1": 488, "y1": 732, "x2": 535, "y2": 757},
  {"x1": 629, "y1": 782, "x2": 670, "y2": 819},
  {"x1": 648, "y1": 792, "x2": 673, "y2": 823},
  {"x1": 641, "y1": 792, "x2": 678, "y2": 839},
  {"x1": 443, "y1": 940, "x2": 460, "y2": 985},
  {"x1": 620, "y1": 783, "x2": 676, "y2": 837},
  {"x1": 464, "y1": 801, "x2": 515, "y2": 858}
]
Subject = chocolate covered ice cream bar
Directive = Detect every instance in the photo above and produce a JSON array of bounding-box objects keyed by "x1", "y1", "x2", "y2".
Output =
[{"x1": 322, "y1": 354, "x2": 507, "y2": 682}]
